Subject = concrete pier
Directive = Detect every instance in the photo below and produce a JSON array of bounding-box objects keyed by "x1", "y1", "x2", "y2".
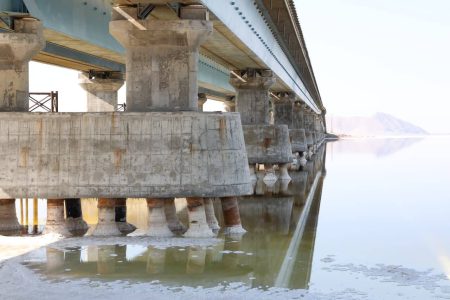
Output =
[
  {"x1": 184, "y1": 197, "x2": 215, "y2": 238},
  {"x1": 44, "y1": 199, "x2": 72, "y2": 236},
  {"x1": 164, "y1": 198, "x2": 187, "y2": 233},
  {"x1": 231, "y1": 69, "x2": 292, "y2": 186},
  {"x1": 221, "y1": 197, "x2": 246, "y2": 235},
  {"x1": 0, "y1": 199, "x2": 21, "y2": 233},
  {"x1": 0, "y1": 18, "x2": 45, "y2": 112},
  {"x1": 88, "y1": 198, "x2": 121, "y2": 236},
  {"x1": 65, "y1": 198, "x2": 89, "y2": 233}
]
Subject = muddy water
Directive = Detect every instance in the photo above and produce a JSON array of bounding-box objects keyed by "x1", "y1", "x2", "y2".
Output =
[{"x1": 4, "y1": 137, "x2": 450, "y2": 299}]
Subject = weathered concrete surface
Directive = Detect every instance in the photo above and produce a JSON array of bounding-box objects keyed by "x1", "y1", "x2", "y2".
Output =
[
  {"x1": 230, "y1": 69, "x2": 275, "y2": 125},
  {"x1": 0, "y1": 19, "x2": 45, "y2": 112},
  {"x1": 289, "y1": 129, "x2": 307, "y2": 152},
  {"x1": 273, "y1": 94, "x2": 294, "y2": 127},
  {"x1": 221, "y1": 197, "x2": 246, "y2": 235},
  {"x1": 79, "y1": 72, "x2": 124, "y2": 112},
  {"x1": 184, "y1": 198, "x2": 215, "y2": 238},
  {"x1": 0, "y1": 199, "x2": 21, "y2": 232},
  {"x1": 110, "y1": 17, "x2": 212, "y2": 112},
  {"x1": 0, "y1": 112, "x2": 252, "y2": 198},
  {"x1": 243, "y1": 125, "x2": 292, "y2": 164},
  {"x1": 44, "y1": 199, "x2": 72, "y2": 237}
]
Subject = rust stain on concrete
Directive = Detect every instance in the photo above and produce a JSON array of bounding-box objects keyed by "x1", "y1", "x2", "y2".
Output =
[
  {"x1": 114, "y1": 148, "x2": 126, "y2": 173},
  {"x1": 219, "y1": 118, "x2": 227, "y2": 141},
  {"x1": 19, "y1": 147, "x2": 30, "y2": 167},
  {"x1": 263, "y1": 138, "x2": 272, "y2": 148}
]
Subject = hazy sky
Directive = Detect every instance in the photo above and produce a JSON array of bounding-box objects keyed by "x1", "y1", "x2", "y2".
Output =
[{"x1": 295, "y1": 0, "x2": 450, "y2": 133}]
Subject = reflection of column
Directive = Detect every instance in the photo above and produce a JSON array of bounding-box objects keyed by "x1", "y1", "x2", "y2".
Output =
[
  {"x1": 221, "y1": 197, "x2": 246, "y2": 235},
  {"x1": 97, "y1": 245, "x2": 116, "y2": 274},
  {"x1": 184, "y1": 198, "x2": 215, "y2": 237},
  {"x1": 0, "y1": 199, "x2": 21, "y2": 233},
  {"x1": 45, "y1": 199, "x2": 72, "y2": 236},
  {"x1": 146, "y1": 246, "x2": 166, "y2": 274},
  {"x1": 186, "y1": 246, "x2": 206, "y2": 274},
  {"x1": 206, "y1": 241, "x2": 225, "y2": 263},
  {"x1": 90, "y1": 198, "x2": 121, "y2": 236},
  {"x1": 164, "y1": 198, "x2": 186, "y2": 233},
  {"x1": 222, "y1": 237, "x2": 242, "y2": 269},
  {"x1": 46, "y1": 248, "x2": 65, "y2": 273}
]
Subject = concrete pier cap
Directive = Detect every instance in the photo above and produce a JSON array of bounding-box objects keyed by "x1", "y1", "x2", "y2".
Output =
[
  {"x1": 79, "y1": 71, "x2": 124, "y2": 112},
  {"x1": 0, "y1": 18, "x2": 45, "y2": 112},
  {"x1": 230, "y1": 69, "x2": 293, "y2": 166}
]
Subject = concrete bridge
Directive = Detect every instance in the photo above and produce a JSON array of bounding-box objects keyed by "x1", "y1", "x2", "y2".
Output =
[{"x1": 0, "y1": 0, "x2": 327, "y2": 238}]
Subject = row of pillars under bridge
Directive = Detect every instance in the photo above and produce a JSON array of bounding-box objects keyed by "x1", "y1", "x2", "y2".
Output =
[{"x1": 0, "y1": 3, "x2": 326, "y2": 238}]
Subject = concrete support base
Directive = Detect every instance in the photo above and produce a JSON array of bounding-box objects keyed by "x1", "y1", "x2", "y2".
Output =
[
  {"x1": 65, "y1": 198, "x2": 89, "y2": 233},
  {"x1": 44, "y1": 199, "x2": 72, "y2": 237},
  {"x1": 300, "y1": 152, "x2": 308, "y2": 167},
  {"x1": 220, "y1": 197, "x2": 246, "y2": 236},
  {"x1": 89, "y1": 199, "x2": 121, "y2": 236},
  {"x1": 263, "y1": 163, "x2": 278, "y2": 187},
  {"x1": 164, "y1": 198, "x2": 186, "y2": 233},
  {"x1": 115, "y1": 198, "x2": 136, "y2": 234},
  {"x1": 0, "y1": 199, "x2": 21, "y2": 233},
  {"x1": 204, "y1": 198, "x2": 220, "y2": 233},
  {"x1": 279, "y1": 163, "x2": 292, "y2": 181},
  {"x1": 130, "y1": 199, "x2": 174, "y2": 237},
  {"x1": 184, "y1": 198, "x2": 215, "y2": 238}
]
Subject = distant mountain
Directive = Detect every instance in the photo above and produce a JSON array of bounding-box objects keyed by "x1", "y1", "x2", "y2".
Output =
[{"x1": 326, "y1": 112, "x2": 428, "y2": 136}]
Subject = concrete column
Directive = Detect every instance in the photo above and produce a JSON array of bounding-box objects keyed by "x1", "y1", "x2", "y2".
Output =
[
  {"x1": 204, "y1": 198, "x2": 220, "y2": 233},
  {"x1": 220, "y1": 197, "x2": 246, "y2": 235},
  {"x1": 0, "y1": 18, "x2": 45, "y2": 111},
  {"x1": 79, "y1": 72, "x2": 136, "y2": 235},
  {"x1": 164, "y1": 198, "x2": 186, "y2": 233},
  {"x1": 231, "y1": 69, "x2": 275, "y2": 125},
  {"x1": 273, "y1": 93, "x2": 294, "y2": 128},
  {"x1": 184, "y1": 197, "x2": 215, "y2": 237},
  {"x1": 89, "y1": 198, "x2": 121, "y2": 236},
  {"x1": 130, "y1": 198, "x2": 174, "y2": 237},
  {"x1": 110, "y1": 6, "x2": 212, "y2": 112},
  {"x1": 115, "y1": 198, "x2": 136, "y2": 234},
  {"x1": 65, "y1": 198, "x2": 88, "y2": 233},
  {"x1": 198, "y1": 93, "x2": 207, "y2": 111},
  {"x1": 44, "y1": 199, "x2": 72, "y2": 236},
  {"x1": 0, "y1": 199, "x2": 21, "y2": 233},
  {"x1": 79, "y1": 71, "x2": 124, "y2": 112},
  {"x1": 223, "y1": 99, "x2": 236, "y2": 112}
]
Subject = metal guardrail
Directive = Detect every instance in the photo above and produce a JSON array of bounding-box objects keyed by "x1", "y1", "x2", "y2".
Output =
[{"x1": 117, "y1": 103, "x2": 126, "y2": 112}]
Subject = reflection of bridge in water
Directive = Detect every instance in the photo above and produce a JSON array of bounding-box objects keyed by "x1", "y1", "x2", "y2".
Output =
[{"x1": 23, "y1": 146, "x2": 326, "y2": 290}]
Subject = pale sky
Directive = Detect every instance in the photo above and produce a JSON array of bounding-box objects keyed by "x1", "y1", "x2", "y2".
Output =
[
  {"x1": 29, "y1": 0, "x2": 450, "y2": 133},
  {"x1": 295, "y1": 0, "x2": 450, "y2": 133}
]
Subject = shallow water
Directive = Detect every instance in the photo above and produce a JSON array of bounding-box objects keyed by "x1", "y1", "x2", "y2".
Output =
[{"x1": 3, "y1": 137, "x2": 450, "y2": 299}]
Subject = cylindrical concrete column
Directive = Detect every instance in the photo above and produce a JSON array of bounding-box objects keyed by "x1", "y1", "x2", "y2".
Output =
[
  {"x1": 44, "y1": 199, "x2": 72, "y2": 236},
  {"x1": 220, "y1": 197, "x2": 246, "y2": 235},
  {"x1": 65, "y1": 198, "x2": 88, "y2": 233},
  {"x1": 90, "y1": 198, "x2": 121, "y2": 236},
  {"x1": 110, "y1": 8, "x2": 213, "y2": 112},
  {"x1": 143, "y1": 198, "x2": 174, "y2": 237},
  {"x1": 184, "y1": 197, "x2": 215, "y2": 237},
  {"x1": 164, "y1": 198, "x2": 186, "y2": 233},
  {"x1": 204, "y1": 198, "x2": 220, "y2": 233},
  {"x1": 0, "y1": 18, "x2": 45, "y2": 111},
  {"x1": 114, "y1": 198, "x2": 136, "y2": 234},
  {"x1": 0, "y1": 199, "x2": 21, "y2": 233}
]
